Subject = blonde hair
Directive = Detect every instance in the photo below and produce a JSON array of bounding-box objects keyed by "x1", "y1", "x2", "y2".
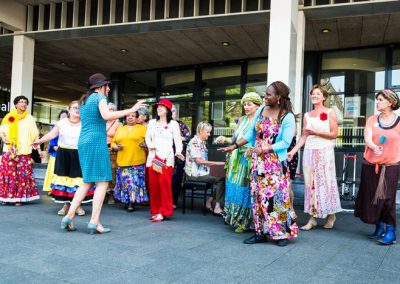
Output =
[
  {"x1": 196, "y1": 122, "x2": 212, "y2": 134},
  {"x1": 68, "y1": 100, "x2": 79, "y2": 109}
]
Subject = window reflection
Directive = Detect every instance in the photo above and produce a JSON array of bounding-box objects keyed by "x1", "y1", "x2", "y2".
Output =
[
  {"x1": 161, "y1": 70, "x2": 195, "y2": 100},
  {"x1": 321, "y1": 48, "x2": 386, "y2": 147},
  {"x1": 202, "y1": 65, "x2": 241, "y2": 97},
  {"x1": 392, "y1": 49, "x2": 400, "y2": 87},
  {"x1": 247, "y1": 59, "x2": 267, "y2": 94}
]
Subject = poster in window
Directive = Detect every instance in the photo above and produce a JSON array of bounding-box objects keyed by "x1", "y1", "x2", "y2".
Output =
[
  {"x1": 344, "y1": 96, "x2": 360, "y2": 118},
  {"x1": 211, "y1": 102, "x2": 224, "y2": 120}
]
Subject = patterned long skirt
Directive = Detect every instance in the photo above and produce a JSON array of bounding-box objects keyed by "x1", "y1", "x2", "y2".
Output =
[
  {"x1": 303, "y1": 146, "x2": 342, "y2": 218},
  {"x1": 114, "y1": 164, "x2": 149, "y2": 204},
  {"x1": 223, "y1": 149, "x2": 253, "y2": 231},
  {"x1": 251, "y1": 156, "x2": 299, "y2": 240},
  {"x1": 0, "y1": 152, "x2": 40, "y2": 202}
]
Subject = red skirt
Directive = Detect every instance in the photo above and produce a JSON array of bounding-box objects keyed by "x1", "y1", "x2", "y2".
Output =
[{"x1": 0, "y1": 152, "x2": 40, "y2": 202}]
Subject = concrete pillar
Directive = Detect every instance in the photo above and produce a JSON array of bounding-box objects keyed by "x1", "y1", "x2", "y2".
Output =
[
  {"x1": 10, "y1": 34, "x2": 35, "y2": 113},
  {"x1": 267, "y1": 0, "x2": 305, "y2": 114}
]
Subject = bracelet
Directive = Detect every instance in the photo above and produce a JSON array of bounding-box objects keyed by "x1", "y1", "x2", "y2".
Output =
[{"x1": 234, "y1": 142, "x2": 240, "y2": 149}]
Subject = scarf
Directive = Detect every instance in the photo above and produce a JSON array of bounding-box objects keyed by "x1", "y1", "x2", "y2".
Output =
[{"x1": 1, "y1": 109, "x2": 28, "y2": 148}]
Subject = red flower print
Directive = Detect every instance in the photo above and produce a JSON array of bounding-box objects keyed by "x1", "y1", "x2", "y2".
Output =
[
  {"x1": 320, "y1": 112, "x2": 328, "y2": 121},
  {"x1": 8, "y1": 116, "x2": 15, "y2": 123},
  {"x1": 164, "y1": 126, "x2": 169, "y2": 129}
]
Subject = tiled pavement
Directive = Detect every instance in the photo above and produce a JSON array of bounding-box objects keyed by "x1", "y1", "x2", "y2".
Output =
[{"x1": 0, "y1": 166, "x2": 398, "y2": 283}]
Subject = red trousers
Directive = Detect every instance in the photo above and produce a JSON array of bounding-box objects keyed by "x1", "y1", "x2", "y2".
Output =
[{"x1": 148, "y1": 166, "x2": 173, "y2": 216}]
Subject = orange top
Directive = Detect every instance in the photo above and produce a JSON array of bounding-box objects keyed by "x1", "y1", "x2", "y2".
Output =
[
  {"x1": 106, "y1": 120, "x2": 121, "y2": 144},
  {"x1": 363, "y1": 115, "x2": 400, "y2": 164}
]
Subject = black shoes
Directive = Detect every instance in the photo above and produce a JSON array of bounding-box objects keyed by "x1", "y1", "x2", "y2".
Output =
[
  {"x1": 276, "y1": 239, "x2": 289, "y2": 247},
  {"x1": 243, "y1": 235, "x2": 268, "y2": 244},
  {"x1": 243, "y1": 234, "x2": 289, "y2": 246}
]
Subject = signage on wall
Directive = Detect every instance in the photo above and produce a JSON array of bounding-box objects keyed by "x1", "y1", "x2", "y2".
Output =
[
  {"x1": 1, "y1": 102, "x2": 10, "y2": 112},
  {"x1": 344, "y1": 96, "x2": 360, "y2": 118},
  {"x1": 211, "y1": 102, "x2": 224, "y2": 120}
]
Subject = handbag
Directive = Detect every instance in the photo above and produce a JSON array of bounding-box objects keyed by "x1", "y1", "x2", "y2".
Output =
[
  {"x1": 151, "y1": 121, "x2": 172, "y2": 174},
  {"x1": 152, "y1": 155, "x2": 167, "y2": 173}
]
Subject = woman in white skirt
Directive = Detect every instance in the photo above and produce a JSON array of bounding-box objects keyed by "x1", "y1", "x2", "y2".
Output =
[{"x1": 288, "y1": 84, "x2": 342, "y2": 230}]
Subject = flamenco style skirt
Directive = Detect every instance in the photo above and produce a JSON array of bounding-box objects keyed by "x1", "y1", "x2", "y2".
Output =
[
  {"x1": 0, "y1": 152, "x2": 40, "y2": 202},
  {"x1": 50, "y1": 148, "x2": 94, "y2": 203},
  {"x1": 114, "y1": 164, "x2": 149, "y2": 204}
]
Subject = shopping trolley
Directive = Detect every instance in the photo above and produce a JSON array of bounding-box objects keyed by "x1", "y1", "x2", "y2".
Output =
[{"x1": 339, "y1": 153, "x2": 358, "y2": 201}]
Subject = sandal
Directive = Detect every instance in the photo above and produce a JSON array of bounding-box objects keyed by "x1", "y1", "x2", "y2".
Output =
[
  {"x1": 15, "y1": 202, "x2": 22, "y2": 206},
  {"x1": 213, "y1": 210, "x2": 224, "y2": 217},
  {"x1": 323, "y1": 214, "x2": 336, "y2": 229},
  {"x1": 76, "y1": 207, "x2": 85, "y2": 216},
  {"x1": 57, "y1": 205, "x2": 69, "y2": 216},
  {"x1": 127, "y1": 204, "x2": 135, "y2": 212},
  {"x1": 152, "y1": 216, "x2": 164, "y2": 223},
  {"x1": 300, "y1": 219, "x2": 317, "y2": 231}
]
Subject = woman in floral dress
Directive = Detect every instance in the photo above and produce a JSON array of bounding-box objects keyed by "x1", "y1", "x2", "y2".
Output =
[
  {"x1": 112, "y1": 111, "x2": 148, "y2": 211},
  {"x1": 0, "y1": 96, "x2": 40, "y2": 205},
  {"x1": 220, "y1": 81, "x2": 298, "y2": 246}
]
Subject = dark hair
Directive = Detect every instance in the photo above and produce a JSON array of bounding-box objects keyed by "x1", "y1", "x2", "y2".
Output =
[
  {"x1": 268, "y1": 81, "x2": 293, "y2": 123},
  {"x1": 310, "y1": 84, "x2": 329, "y2": 100},
  {"x1": 13, "y1": 95, "x2": 29, "y2": 106},
  {"x1": 156, "y1": 107, "x2": 173, "y2": 123},
  {"x1": 79, "y1": 90, "x2": 96, "y2": 106},
  {"x1": 375, "y1": 89, "x2": 400, "y2": 110},
  {"x1": 58, "y1": 110, "x2": 69, "y2": 119}
]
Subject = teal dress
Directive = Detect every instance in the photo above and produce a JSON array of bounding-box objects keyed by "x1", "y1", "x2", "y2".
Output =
[{"x1": 78, "y1": 92, "x2": 112, "y2": 183}]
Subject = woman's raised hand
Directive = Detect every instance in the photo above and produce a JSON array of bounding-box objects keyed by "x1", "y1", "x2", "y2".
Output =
[
  {"x1": 217, "y1": 144, "x2": 236, "y2": 153},
  {"x1": 130, "y1": 100, "x2": 147, "y2": 113}
]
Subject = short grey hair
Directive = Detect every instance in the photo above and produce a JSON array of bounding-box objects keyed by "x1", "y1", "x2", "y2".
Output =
[
  {"x1": 108, "y1": 102, "x2": 117, "y2": 111},
  {"x1": 196, "y1": 122, "x2": 212, "y2": 134}
]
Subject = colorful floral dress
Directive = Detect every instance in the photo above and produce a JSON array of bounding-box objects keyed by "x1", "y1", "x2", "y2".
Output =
[
  {"x1": 223, "y1": 115, "x2": 254, "y2": 230},
  {"x1": 250, "y1": 115, "x2": 298, "y2": 240},
  {"x1": 0, "y1": 114, "x2": 40, "y2": 203}
]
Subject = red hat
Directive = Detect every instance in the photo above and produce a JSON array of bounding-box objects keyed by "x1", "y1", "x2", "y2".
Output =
[{"x1": 155, "y1": 99, "x2": 173, "y2": 111}]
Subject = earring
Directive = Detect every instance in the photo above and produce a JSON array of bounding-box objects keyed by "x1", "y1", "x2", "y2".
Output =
[{"x1": 278, "y1": 100, "x2": 280, "y2": 105}]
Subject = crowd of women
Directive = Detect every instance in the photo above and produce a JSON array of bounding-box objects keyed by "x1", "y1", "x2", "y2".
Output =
[{"x1": 0, "y1": 72, "x2": 398, "y2": 246}]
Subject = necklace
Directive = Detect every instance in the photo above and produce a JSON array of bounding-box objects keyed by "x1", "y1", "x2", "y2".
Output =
[{"x1": 378, "y1": 113, "x2": 398, "y2": 128}]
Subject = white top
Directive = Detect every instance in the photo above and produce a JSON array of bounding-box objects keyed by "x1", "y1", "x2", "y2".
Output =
[
  {"x1": 57, "y1": 118, "x2": 81, "y2": 149},
  {"x1": 304, "y1": 109, "x2": 335, "y2": 149},
  {"x1": 145, "y1": 119, "x2": 183, "y2": 167}
]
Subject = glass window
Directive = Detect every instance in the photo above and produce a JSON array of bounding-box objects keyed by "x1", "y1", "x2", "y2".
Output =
[
  {"x1": 171, "y1": 101, "x2": 196, "y2": 134},
  {"x1": 321, "y1": 48, "x2": 386, "y2": 148},
  {"x1": 246, "y1": 59, "x2": 268, "y2": 94},
  {"x1": 391, "y1": 49, "x2": 400, "y2": 87},
  {"x1": 124, "y1": 71, "x2": 158, "y2": 115},
  {"x1": 197, "y1": 99, "x2": 242, "y2": 144},
  {"x1": 202, "y1": 65, "x2": 241, "y2": 97},
  {"x1": 160, "y1": 70, "x2": 195, "y2": 100},
  {"x1": 322, "y1": 48, "x2": 385, "y2": 93}
]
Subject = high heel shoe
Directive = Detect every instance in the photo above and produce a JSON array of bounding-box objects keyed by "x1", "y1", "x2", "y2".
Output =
[
  {"x1": 87, "y1": 223, "x2": 111, "y2": 234},
  {"x1": 300, "y1": 219, "x2": 317, "y2": 231},
  {"x1": 60, "y1": 216, "x2": 72, "y2": 230},
  {"x1": 323, "y1": 214, "x2": 336, "y2": 229}
]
